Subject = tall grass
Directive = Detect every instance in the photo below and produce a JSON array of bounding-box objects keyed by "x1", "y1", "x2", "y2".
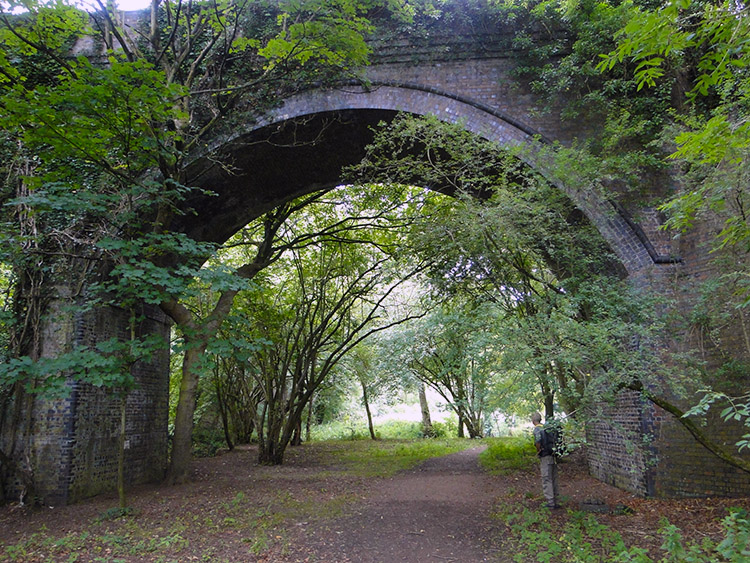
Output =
[
  {"x1": 479, "y1": 436, "x2": 537, "y2": 474},
  {"x1": 310, "y1": 418, "x2": 458, "y2": 441}
]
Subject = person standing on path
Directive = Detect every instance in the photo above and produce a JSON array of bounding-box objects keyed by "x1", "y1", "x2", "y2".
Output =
[{"x1": 532, "y1": 411, "x2": 560, "y2": 509}]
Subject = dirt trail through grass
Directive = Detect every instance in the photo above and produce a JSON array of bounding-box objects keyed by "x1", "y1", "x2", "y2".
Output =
[
  {"x1": 284, "y1": 446, "x2": 503, "y2": 562},
  {"x1": 2, "y1": 440, "x2": 748, "y2": 562}
]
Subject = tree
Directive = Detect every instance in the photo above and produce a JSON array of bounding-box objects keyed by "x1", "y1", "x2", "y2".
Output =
[
  {"x1": 345, "y1": 343, "x2": 380, "y2": 440},
  {"x1": 0, "y1": 0, "x2": 405, "y2": 492},
  {"x1": 237, "y1": 188, "x2": 426, "y2": 465},
  {"x1": 398, "y1": 300, "x2": 500, "y2": 438}
]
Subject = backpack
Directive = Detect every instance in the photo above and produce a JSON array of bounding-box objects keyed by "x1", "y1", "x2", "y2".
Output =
[{"x1": 539, "y1": 422, "x2": 562, "y2": 457}]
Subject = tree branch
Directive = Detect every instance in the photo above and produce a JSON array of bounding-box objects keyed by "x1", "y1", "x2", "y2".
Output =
[{"x1": 628, "y1": 381, "x2": 750, "y2": 475}]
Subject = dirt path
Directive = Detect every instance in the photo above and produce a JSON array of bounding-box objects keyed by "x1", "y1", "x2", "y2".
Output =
[
  {"x1": 284, "y1": 447, "x2": 503, "y2": 562},
  {"x1": 2, "y1": 442, "x2": 747, "y2": 562}
]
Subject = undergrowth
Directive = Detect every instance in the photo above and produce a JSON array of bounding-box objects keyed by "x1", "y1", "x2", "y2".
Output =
[
  {"x1": 479, "y1": 436, "x2": 537, "y2": 474},
  {"x1": 310, "y1": 418, "x2": 457, "y2": 441},
  {"x1": 497, "y1": 505, "x2": 750, "y2": 562}
]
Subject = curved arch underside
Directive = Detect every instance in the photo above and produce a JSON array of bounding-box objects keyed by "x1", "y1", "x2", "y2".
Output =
[{"x1": 177, "y1": 86, "x2": 660, "y2": 275}]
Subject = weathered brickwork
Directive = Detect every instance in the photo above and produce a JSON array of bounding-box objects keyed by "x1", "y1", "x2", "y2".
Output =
[
  {"x1": 652, "y1": 406, "x2": 750, "y2": 497},
  {"x1": 646, "y1": 221, "x2": 750, "y2": 498},
  {"x1": 587, "y1": 391, "x2": 655, "y2": 496},
  {"x1": 0, "y1": 296, "x2": 170, "y2": 505},
  {"x1": 65, "y1": 304, "x2": 170, "y2": 503}
]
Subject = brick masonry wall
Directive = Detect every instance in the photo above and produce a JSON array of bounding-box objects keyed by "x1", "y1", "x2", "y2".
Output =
[
  {"x1": 652, "y1": 407, "x2": 750, "y2": 497},
  {"x1": 0, "y1": 296, "x2": 170, "y2": 505},
  {"x1": 233, "y1": 56, "x2": 656, "y2": 275},
  {"x1": 65, "y1": 303, "x2": 170, "y2": 503},
  {"x1": 646, "y1": 218, "x2": 750, "y2": 497},
  {"x1": 587, "y1": 391, "x2": 655, "y2": 497},
  {"x1": 1, "y1": 289, "x2": 79, "y2": 505}
]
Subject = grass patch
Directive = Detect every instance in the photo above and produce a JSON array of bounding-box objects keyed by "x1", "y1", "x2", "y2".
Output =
[
  {"x1": 311, "y1": 418, "x2": 460, "y2": 441},
  {"x1": 311, "y1": 419, "x2": 422, "y2": 441},
  {"x1": 321, "y1": 438, "x2": 477, "y2": 477},
  {"x1": 479, "y1": 436, "x2": 537, "y2": 474}
]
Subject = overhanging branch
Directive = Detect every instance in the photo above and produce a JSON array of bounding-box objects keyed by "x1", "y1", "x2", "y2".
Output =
[{"x1": 627, "y1": 381, "x2": 750, "y2": 475}]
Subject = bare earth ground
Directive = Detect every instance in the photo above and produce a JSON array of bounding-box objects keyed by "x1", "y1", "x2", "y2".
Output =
[{"x1": 1, "y1": 443, "x2": 749, "y2": 562}]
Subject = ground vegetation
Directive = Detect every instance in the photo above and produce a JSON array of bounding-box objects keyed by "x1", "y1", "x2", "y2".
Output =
[{"x1": 0, "y1": 439, "x2": 747, "y2": 562}]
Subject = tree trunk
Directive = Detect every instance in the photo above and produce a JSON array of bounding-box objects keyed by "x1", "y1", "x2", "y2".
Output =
[
  {"x1": 258, "y1": 408, "x2": 288, "y2": 465},
  {"x1": 361, "y1": 379, "x2": 377, "y2": 440},
  {"x1": 305, "y1": 394, "x2": 314, "y2": 443},
  {"x1": 466, "y1": 416, "x2": 483, "y2": 439},
  {"x1": 418, "y1": 383, "x2": 434, "y2": 437},
  {"x1": 166, "y1": 344, "x2": 205, "y2": 484},
  {"x1": 542, "y1": 382, "x2": 555, "y2": 419},
  {"x1": 457, "y1": 413, "x2": 465, "y2": 438},
  {"x1": 258, "y1": 421, "x2": 288, "y2": 465},
  {"x1": 214, "y1": 373, "x2": 234, "y2": 451},
  {"x1": 291, "y1": 418, "x2": 302, "y2": 446},
  {"x1": 258, "y1": 443, "x2": 286, "y2": 465},
  {"x1": 117, "y1": 394, "x2": 127, "y2": 510}
]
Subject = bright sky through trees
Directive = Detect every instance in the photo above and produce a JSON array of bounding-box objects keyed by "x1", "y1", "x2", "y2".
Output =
[
  {"x1": 81, "y1": 0, "x2": 150, "y2": 10},
  {"x1": 1, "y1": 0, "x2": 150, "y2": 13}
]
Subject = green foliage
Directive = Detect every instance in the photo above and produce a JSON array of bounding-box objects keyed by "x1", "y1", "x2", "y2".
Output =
[
  {"x1": 0, "y1": 333, "x2": 164, "y2": 397},
  {"x1": 684, "y1": 390, "x2": 750, "y2": 452},
  {"x1": 499, "y1": 504, "x2": 750, "y2": 562},
  {"x1": 479, "y1": 436, "x2": 537, "y2": 474},
  {"x1": 312, "y1": 419, "x2": 424, "y2": 441},
  {"x1": 488, "y1": 0, "x2": 672, "y2": 187},
  {"x1": 430, "y1": 417, "x2": 457, "y2": 438},
  {"x1": 311, "y1": 411, "x2": 457, "y2": 442},
  {"x1": 192, "y1": 426, "x2": 229, "y2": 458},
  {"x1": 599, "y1": 0, "x2": 750, "y2": 253},
  {"x1": 598, "y1": 0, "x2": 748, "y2": 100},
  {"x1": 596, "y1": 0, "x2": 750, "y2": 450},
  {"x1": 654, "y1": 509, "x2": 750, "y2": 563},
  {"x1": 259, "y1": 0, "x2": 373, "y2": 71},
  {"x1": 4, "y1": 57, "x2": 187, "y2": 175},
  {"x1": 0, "y1": 0, "x2": 88, "y2": 88},
  {"x1": 382, "y1": 298, "x2": 501, "y2": 438},
  {"x1": 96, "y1": 507, "x2": 134, "y2": 522}
]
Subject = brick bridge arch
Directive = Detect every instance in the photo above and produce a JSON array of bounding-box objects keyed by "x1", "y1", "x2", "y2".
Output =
[
  {"x1": 6, "y1": 31, "x2": 748, "y2": 506},
  {"x1": 181, "y1": 82, "x2": 670, "y2": 277}
]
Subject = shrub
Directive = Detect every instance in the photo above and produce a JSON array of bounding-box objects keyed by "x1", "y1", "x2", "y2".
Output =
[
  {"x1": 431, "y1": 416, "x2": 458, "y2": 438},
  {"x1": 192, "y1": 426, "x2": 227, "y2": 457},
  {"x1": 479, "y1": 436, "x2": 536, "y2": 474},
  {"x1": 497, "y1": 504, "x2": 750, "y2": 562}
]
